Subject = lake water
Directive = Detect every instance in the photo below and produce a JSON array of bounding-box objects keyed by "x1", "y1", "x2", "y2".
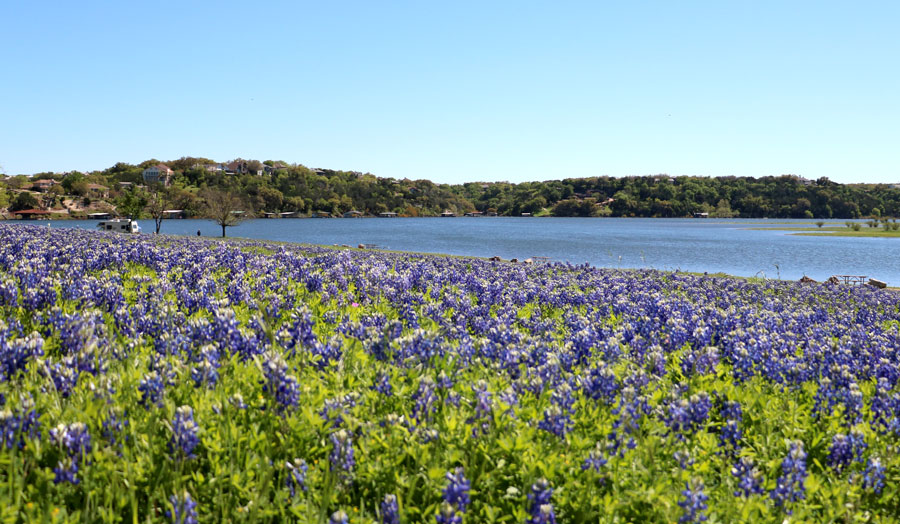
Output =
[{"x1": 41, "y1": 217, "x2": 900, "y2": 284}]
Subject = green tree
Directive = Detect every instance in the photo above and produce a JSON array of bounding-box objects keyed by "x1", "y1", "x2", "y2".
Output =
[
  {"x1": 145, "y1": 185, "x2": 171, "y2": 234},
  {"x1": 117, "y1": 187, "x2": 147, "y2": 219},
  {"x1": 10, "y1": 191, "x2": 39, "y2": 211},
  {"x1": 201, "y1": 188, "x2": 249, "y2": 237}
]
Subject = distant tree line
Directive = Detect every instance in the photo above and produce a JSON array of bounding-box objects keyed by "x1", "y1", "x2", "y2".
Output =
[{"x1": 5, "y1": 157, "x2": 900, "y2": 219}]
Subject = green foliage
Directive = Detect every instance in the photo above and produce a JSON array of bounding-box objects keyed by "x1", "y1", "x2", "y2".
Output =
[
  {"x1": 9, "y1": 191, "x2": 38, "y2": 211},
  {"x1": 117, "y1": 187, "x2": 147, "y2": 219},
  {"x1": 22, "y1": 159, "x2": 900, "y2": 219}
]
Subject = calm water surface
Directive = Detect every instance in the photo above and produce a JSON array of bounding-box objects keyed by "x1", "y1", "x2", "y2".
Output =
[{"x1": 44, "y1": 218, "x2": 900, "y2": 284}]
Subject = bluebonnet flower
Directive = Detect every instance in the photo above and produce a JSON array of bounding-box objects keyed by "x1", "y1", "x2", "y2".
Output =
[
  {"x1": 102, "y1": 410, "x2": 128, "y2": 449},
  {"x1": 229, "y1": 393, "x2": 248, "y2": 410},
  {"x1": 139, "y1": 371, "x2": 167, "y2": 408},
  {"x1": 443, "y1": 467, "x2": 471, "y2": 513},
  {"x1": 0, "y1": 331, "x2": 44, "y2": 382},
  {"x1": 869, "y1": 378, "x2": 900, "y2": 435},
  {"x1": 731, "y1": 457, "x2": 763, "y2": 497},
  {"x1": 0, "y1": 398, "x2": 40, "y2": 450},
  {"x1": 380, "y1": 494, "x2": 400, "y2": 524},
  {"x1": 435, "y1": 502, "x2": 462, "y2": 524},
  {"x1": 50, "y1": 422, "x2": 91, "y2": 460},
  {"x1": 538, "y1": 384, "x2": 575, "y2": 438},
  {"x1": 329, "y1": 429, "x2": 355, "y2": 478},
  {"x1": 664, "y1": 392, "x2": 711, "y2": 439},
  {"x1": 50, "y1": 422, "x2": 91, "y2": 484},
  {"x1": 285, "y1": 458, "x2": 308, "y2": 497},
  {"x1": 680, "y1": 345, "x2": 719, "y2": 377},
  {"x1": 581, "y1": 364, "x2": 619, "y2": 404},
  {"x1": 420, "y1": 428, "x2": 440, "y2": 443},
  {"x1": 320, "y1": 394, "x2": 358, "y2": 429},
  {"x1": 607, "y1": 385, "x2": 649, "y2": 456},
  {"x1": 674, "y1": 450, "x2": 694, "y2": 469},
  {"x1": 260, "y1": 350, "x2": 300, "y2": 413},
  {"x1": 372, "y1": 372, "x2": 393, "y2": 396},
  {"x1": 0, "y1": 409, "x2": 15, "y2": 449},
  {"x1": 329, "y1": 510, "x2": 349, "y2": 524},
  {"x1": 719, "y1": 400, "x2": 742, "y2": 422},
  {"x1": 719, "y1": 420, "x2": 742, "y2": 453},
  {"x1": 678, "y1": 479, "x2": 709, "y2": 523},
  {"x1": 770, "y1": 441, "x2": 808, "y2": 511},
  {"x1": 190, "y1": 346, "x2": 220, "y2": 389},
  {"x1": 468, "y1": 380, "x2": 493, "y2": 437},
  {"x1": 412, "y1": 377, "x2": 438, "y2": 425},
  {"x1": 166, "y1": 491, "x2": 198, "y2": 524},
  {"x1": 526, "y1": 479, "x2": 557, "y2": 524},
  {"x1": 436, "y1": 371, "x2": 454, "y2": 390},
  {"x1": 170, "y1": 406, "x2": 199, "y2": 459},
  {"x1": 861, "y1": 457, "x2": 885, "y2": 494},
  {"x1": 53, "y1": 456, "x2": 81, "y2": 485},
  {"x1": 827, "y1": 430, "x2": 866, "y2": 474},
  {"x1": 582, "y1": 443, "x2": 608, "y2": 477}
]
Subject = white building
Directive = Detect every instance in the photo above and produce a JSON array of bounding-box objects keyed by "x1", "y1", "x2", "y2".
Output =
[{"x1": 142, "y1": 164, "x2": 174, "y2": 186}]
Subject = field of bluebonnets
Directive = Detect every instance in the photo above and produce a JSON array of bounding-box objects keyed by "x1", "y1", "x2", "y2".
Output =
[{"x1": 1, "y1": 223, "x2": 899, "y2": 523}]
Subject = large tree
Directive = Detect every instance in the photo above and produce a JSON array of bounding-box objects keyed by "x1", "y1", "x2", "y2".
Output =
[
  {"x1": 117, "y1": 187, "x2": 147, "y2": 219},
  {"x1": 10, "y1": 191, "x2": 39, "y2": 211},
  {"x1": 145, "y1": 185, "x2": 171, "y2": 234},
  {"x1": 201, "y1": 188, "x2": 249, "y2": 237}
]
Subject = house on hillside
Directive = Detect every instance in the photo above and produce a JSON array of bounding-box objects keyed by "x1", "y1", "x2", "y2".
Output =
[
  {"x1": 197, "y1": 163, "x2": 225, "y2": 172},
  {"x1": 141, "y1": 164, "x2": 174, "y2": 186},
  {"x1": 225, "y1": 161, "x2": 264, "y2": 176},
  {"x1": 31, "y1": 179, "x2": 59, "y2": 192},
  {"x1": 86, "y1": 184, "x2": 109, "y2": 199}
]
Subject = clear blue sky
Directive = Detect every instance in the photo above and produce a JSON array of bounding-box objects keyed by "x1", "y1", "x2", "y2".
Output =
[{"x1": 2, "y1": 1, "x2": 898, "y2": 184}]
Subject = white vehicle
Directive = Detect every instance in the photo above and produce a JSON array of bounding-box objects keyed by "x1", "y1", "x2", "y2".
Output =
[{"x1": 97, "y1": 218, "x2": 141, "y2": 234}]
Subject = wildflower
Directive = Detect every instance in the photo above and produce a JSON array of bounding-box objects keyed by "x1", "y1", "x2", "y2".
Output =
[
  {"x1": 50, "y1": 422, "x2": 91, "y2": 484},
  {"x1": 190, "y1": 352, "x2": 219, "y2": 389},
  {"x1": 731, "y1": 457, "x2": 763, "y2": 497},
  {"x1": 372, "y1": 372, "x2": 393, "y2": 396},
  {"x1": 329, "y1": 511, "x2": 349, "y2": 524},
  {"x1": 678, "y1": 479, "x2": 709, "y2": 523},
  {"x1": 170, "y1": 406, "x2": 199, "y2": 459},
  {"x1": 443, "y1": 467, "x2": 471, "y2": 513},
  {"x1": 380, "y1": 494, "x2": 400, "y2": 524},
  {"x1": 0, "y1": 399, "x2": 40, "y2": 450},
  {"x1": 674, "y1": 449, "x2": 694, "y2": 469},
  {"x1": 260, "y1": 350, "x2": 300, "y2": 413},
  {"x1": 435, "y1": 502, "x2": 462, "y2": 524},
  {"x1": 166, "y1": 491, "x2": 198, "y2": 524},
  {"x1": 527, "y1": 479, "x2": 557, "y2": 524},
  {"x1": 285, "y1": 459, "x2": 308, "y2": 496},
  {"x1": 582, "y1": 443, "x2": 608, "y2": 477},
  {"x1": 138, "y1": 371, "x2": 166, "y2": 408},
  {"x1": 861, "y1": 457, "x2": 885, "y2": 494},
  {"x1": 329, "y1": 429, "x2": 355, "y2": 478},
  {"x1": 770, "y1": 441, "x2": 807, "y2": 511},
  {"x1": 102, "y1": 410, "x2": 128, "y2": 449},
  {"x1": 411, "y1": 377, "x2": 438, "y2": 425},
  {"x1": 719, "y1": 419, "x2": 742, "y2": 452},
  {"x1": 538, "y1": 384, "x2": 575, "y2": 438},
  {"x1": 827, "y1": 430, "x2": 866, "y2": 473}
]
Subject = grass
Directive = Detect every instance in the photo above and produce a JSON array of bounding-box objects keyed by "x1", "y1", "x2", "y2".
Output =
[{"x1": 745, "y1": 226, "x2": 900, "y2": 237}]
